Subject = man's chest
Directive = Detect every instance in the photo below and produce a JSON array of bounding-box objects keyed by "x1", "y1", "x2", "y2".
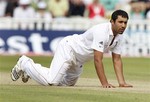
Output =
[{"x1": 104, "y1": 36, "x2": 119, "y2": 49}]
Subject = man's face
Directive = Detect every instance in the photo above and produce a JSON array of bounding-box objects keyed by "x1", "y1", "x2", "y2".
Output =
[{"x1": 112, "y1": 16, "x2": 128, "y2": 34}]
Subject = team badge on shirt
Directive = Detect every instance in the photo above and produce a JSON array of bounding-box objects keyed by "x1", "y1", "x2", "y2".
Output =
[
  {"x1": 115, "y1": 41, "x2": 118, "y2": 47},
  {"x1": 99, "y1": 41, "x2": 103, "y2": 48},
  {"x1": 99, "y1": 41, "x2": 103, "y2": 45}
]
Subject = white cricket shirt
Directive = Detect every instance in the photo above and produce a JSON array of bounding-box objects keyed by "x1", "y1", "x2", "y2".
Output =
[{"x1": 67, "y1": 22, "x2": 123, "y2": 63}]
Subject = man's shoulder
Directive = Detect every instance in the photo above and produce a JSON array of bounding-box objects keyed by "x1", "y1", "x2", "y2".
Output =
[
  {"x1": 93, "y1": 22, "x2": 110, "y2": 29},
  {"x1": 95, "y1": 22, "x2": 110, "y2": 26},
  {"x1": 91, "y1": 22, "x2": 110, "y2": 33}
]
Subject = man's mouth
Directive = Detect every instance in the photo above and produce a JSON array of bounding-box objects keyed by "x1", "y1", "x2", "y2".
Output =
[
  {"x1": 120, "y1": 28, "x2": 125, "y2": 32},
  {"x1": 119, "y1": 29, "x2": 125, "y2": 34}
]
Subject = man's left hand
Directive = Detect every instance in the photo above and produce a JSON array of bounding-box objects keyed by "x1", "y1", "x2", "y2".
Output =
[{"x1": 119, "y1": 83, "x2": 133, "y2": 87}]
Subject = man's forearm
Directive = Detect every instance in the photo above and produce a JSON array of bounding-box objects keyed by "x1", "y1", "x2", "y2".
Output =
[
  {"x1": 113, "y1": 57, "x2": 126, "y2": 85},
  {"x1": 94, "y1": 60, "x2": 108, "y2": 85},
  {"x1": 94, "y1": 50, "x2": 115, "y2": 88},
  {"x1": 112, "y1": 53, "x2": 133, "y2": 87}
]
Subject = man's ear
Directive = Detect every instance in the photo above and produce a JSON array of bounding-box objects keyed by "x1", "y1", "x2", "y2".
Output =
[
  {"x1": 110, "y1": 19, "x2": 113, "y2": 23},
  {"x1": 110, "y1": 20, "x2": 115, "y2": 24}
]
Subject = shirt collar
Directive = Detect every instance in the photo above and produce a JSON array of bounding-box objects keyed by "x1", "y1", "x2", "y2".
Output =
[{"x1": 108, "y1": 22, "x2": 113, "y2": 36}]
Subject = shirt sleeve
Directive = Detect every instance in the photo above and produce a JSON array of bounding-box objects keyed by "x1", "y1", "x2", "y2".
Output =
[
  {"x1": 91, "y1": 32, "x2": 106, "y2": 52},
  {"x1": 110, "y1": 39, "x2": 122, "y2": 55}
]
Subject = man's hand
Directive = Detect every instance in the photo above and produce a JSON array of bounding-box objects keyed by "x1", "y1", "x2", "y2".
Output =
[
  {"x1": 119, "y1": 83, "x2": 133, "y2": 88},
  {"x1": 102, "y1": 83, "x2": 115, "y2": 88}
]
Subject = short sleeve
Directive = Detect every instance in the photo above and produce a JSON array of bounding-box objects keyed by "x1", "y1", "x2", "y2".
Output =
[
  {"x1": 91, "y1": 32, "x2": 106, "y2": 52},
  {"x1": 110, "y1": 39, "x2": 122, "y2": 54}
]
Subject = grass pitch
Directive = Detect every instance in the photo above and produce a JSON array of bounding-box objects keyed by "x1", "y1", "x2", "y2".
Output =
[{"x1": 0, "y1": 55, "x2": 150, "y2": 102}]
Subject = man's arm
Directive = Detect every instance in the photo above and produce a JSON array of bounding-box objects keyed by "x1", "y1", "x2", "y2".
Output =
[
  {"x1": 94, "y1": 50, "x2": 115, "y2": 88},
  {"x1": 112, "y1": 52, "x2": 133, "y2": 87}
]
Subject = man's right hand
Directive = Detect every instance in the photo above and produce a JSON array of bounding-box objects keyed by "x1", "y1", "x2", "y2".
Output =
[{"x1": 102, "y1": 83, "x2": 115, "y2": 88}]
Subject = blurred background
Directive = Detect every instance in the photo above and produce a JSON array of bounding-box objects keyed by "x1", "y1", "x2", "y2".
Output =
[{"x1": 0, "y1": 0, "x2": 150, "y2": 57}]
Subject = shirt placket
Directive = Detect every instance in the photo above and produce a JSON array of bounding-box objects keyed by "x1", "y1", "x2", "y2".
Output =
[
  {"x1": 108, "y1": 35, "x2": 115, "y2": 47},
  {"x1": 104, "y1": 36, "x2": 114, "y2": 52}
]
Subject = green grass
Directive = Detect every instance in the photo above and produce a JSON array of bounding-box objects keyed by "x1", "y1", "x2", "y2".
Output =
[
  {"x1": 0, "y1": 55, "x2": 150, "y2": 102},
  {"x1": 0, "y1": 55, "x2": 52, "y2": 72},
  {"x1": 0, "y1": 55, "x2": 149, "y2": 81},
  {"x1": 0, "y1": 85, "x2": 150, "y2": 102}
]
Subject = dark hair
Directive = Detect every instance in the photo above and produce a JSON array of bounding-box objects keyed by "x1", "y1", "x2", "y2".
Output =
[{"x1": 111, "y1": 10, "x2": 129, "y2": 21}]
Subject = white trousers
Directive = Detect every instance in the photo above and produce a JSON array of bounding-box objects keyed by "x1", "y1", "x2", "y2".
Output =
[{"x1": 21, "y1": 37, "x2": 83, "y2": 86}]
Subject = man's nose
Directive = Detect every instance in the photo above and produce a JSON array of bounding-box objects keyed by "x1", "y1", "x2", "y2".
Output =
[{"x1": 122, "y1": 23, "x2": 126, "y2": 28}]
